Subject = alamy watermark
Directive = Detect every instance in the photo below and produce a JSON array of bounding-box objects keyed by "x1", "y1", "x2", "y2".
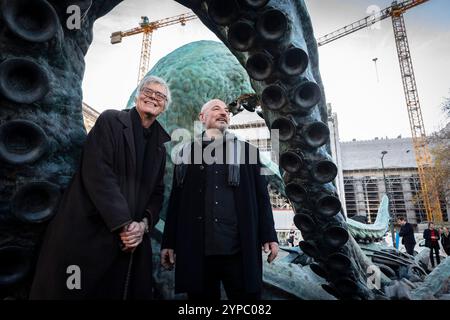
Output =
[
  {"x1": 169, "y1": 121, "x2": 280, "y2": 176},
  {"x1": 366, "y1": 5, "x2": 383, "y2": 30},
  {"x1": 65, "y1": 2, "x2": 93, "y2": 30},
  {"x1": 66, "y1": 265, "x2": 81, "y2": 290},
  {"x1": 66, "y1": 5, "x2": 81, "y2": 30}
]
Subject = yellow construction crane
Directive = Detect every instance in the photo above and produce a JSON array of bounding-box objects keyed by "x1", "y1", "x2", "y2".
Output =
[
  {"x1": 110, "y1": 12, "x2": 197, "y2": 84},
  {"x1": 317, "y1": 0, "x2": 443, "y2": 222}
]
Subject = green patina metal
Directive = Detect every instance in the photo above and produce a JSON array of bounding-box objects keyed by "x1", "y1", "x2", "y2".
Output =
[
  {"x1": 126, "y1": 40, "x2": 254, "y2": 133},
  {"x1": 347, "y1": 195, "x2": 390, "y2": 241}
]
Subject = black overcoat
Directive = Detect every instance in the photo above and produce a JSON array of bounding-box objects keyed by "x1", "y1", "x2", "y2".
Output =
[
  {"x1": 161, "y1": 140, "x2": 278, "y2": 294},
  {"x1": 30, "y1": 109, "x2": 170, "y2": 299},
  {"x1": 423, "y1": 228, "x2": 440, "y2": 249},
  {"x1": 441, "y1": 233, "x2": 450, "y2": 254},
  {"x1": 399, "y1": 223, "x2": 416, "y2": 246}
]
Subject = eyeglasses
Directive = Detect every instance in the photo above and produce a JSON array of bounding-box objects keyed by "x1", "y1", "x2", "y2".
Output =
[{"x1": 141, "y1": 87, "x2": 167, "y2": 102}]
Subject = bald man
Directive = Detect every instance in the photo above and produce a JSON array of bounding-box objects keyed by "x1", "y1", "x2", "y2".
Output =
[{"x1": 161, "y1": 99, "x2": 278, "y2": 300}]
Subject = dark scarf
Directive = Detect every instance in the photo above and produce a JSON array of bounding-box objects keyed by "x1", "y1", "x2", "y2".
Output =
[{"x1": 175, "y1": 131, "x2": 240, "y2": 187}]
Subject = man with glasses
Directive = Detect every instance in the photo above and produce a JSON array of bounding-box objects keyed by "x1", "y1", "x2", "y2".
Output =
[
  {"x1": 161, "y1": 99, "x2": 278, "y2": 300},
  {"x1": 30, "y1": 75, "x2": 171, "y2": 299}
]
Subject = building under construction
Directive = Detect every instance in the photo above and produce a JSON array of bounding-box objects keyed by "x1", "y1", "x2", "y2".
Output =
[
  {"x1": 339, "y1": 134, "x2": 449, "y2": 225},
  {"x1": 228, "y1": 108, "x2": 449, "y2": 229}
]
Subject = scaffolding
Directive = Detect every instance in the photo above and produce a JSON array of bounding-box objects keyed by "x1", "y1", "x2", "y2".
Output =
[
  {"x1": 344, "y1": 171, "x2": 448, "y2": 224},
  {"x1": 344, "y1": 177, "x2": 358, "y2": 216}
]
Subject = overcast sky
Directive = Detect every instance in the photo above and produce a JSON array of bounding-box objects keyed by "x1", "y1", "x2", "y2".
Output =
[{"x1": 82, "y1": 0, "x2": 450, "y2": 141}]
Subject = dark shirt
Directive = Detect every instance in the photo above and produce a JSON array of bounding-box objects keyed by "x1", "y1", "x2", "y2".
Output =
[
  {"x1": 430, "y1": 230, "x2": 438, "y2": 243},
  {"x1": 202, "y1": 138, "x2": 240, "y2": 256},
  {"x1": 131, "y1": 107, "x2": 157, "y2": 216}
]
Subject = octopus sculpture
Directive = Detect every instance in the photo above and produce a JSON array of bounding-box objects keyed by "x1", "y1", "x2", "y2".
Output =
[{"x1": 0, "y1": 0, "x2": 447, "y2": 300}]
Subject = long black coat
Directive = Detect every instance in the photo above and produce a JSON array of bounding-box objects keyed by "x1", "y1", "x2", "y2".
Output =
[
  {"x1": 399, "y1": 223, "x2": 416, "y2": 245},
  {"x1": 30, "y1": 109, "x2": 170, "y2": 299},
  {"x1": 423, "y1": 228, "x2": 440, "y2": 249},
  {"x1": 441, "y1": 233, "x2": 450, "y2": 254},
  {"x1": 161, "y1": 140, "x2": 278, "y2": 294}
]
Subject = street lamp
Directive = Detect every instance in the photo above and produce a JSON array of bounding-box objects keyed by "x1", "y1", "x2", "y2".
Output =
[{"x1": 380, "y1": 150, "x2": 396, "y2": 248}]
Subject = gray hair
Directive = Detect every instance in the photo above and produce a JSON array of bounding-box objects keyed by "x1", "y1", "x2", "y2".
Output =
[{"x1": 135, "y1": 75, "x2": 172, "y2": 109}]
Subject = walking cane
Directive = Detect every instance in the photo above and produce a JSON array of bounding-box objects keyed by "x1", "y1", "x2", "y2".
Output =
[{"x1": 122, "y1": 252, "x2": 134, "y2": 300}]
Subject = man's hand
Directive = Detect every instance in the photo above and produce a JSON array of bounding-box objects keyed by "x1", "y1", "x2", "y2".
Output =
[
  {"x1": 160, "y1": 248, "x2": 176, "y2": 270},
  {"x1": 120, "y1": 221, "x2": 145, "y2": 252},
  {"x1": 262, "y1": 242, "x2": 279, "y2": 263}
]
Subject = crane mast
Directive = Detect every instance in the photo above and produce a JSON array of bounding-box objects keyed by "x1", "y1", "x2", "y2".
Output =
[{"x1": 391, "y1": 7, "x2": 442, "y2": 222}]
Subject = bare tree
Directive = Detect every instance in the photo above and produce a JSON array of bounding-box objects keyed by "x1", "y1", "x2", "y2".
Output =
[
  {"x1": 428, "y1": 92, "x2": 450, "y2": 203},
  {"x1": 443, "y1": 90, "x2": 450, "y2": 118}
]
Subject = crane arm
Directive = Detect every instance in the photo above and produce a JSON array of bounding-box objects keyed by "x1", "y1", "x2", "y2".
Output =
[
  {"x1": 317, "y1": 0, "x2": 429, "y2": 47},
  {"x1": 111, "y1": 12, "x2": 197, "y2": 83},
  {"x1": 111, "y1": 12, "x2": 197, "y2": 41},
  {"x1": 149, "y1": 12, "x2": 197, "y2": 29},
  {"x1": 317, "y1": 8, "x2": 391, "y2": 46}
]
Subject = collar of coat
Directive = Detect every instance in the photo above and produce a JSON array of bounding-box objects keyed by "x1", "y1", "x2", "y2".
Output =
[{"x1": 118, "y1": 108, "x2": 171, "y2": 146}]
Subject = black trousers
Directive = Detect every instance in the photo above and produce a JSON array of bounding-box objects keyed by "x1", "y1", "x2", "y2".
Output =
[
  {"x1": 188, "y1": 253, "x2": 260, "y2": 301},
  {"x1": 429, "y1": 246, "x2": 441, "y2": 267},
  {"x1": 405, "y1": 243, "x2": 415, "y2": 256}
]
